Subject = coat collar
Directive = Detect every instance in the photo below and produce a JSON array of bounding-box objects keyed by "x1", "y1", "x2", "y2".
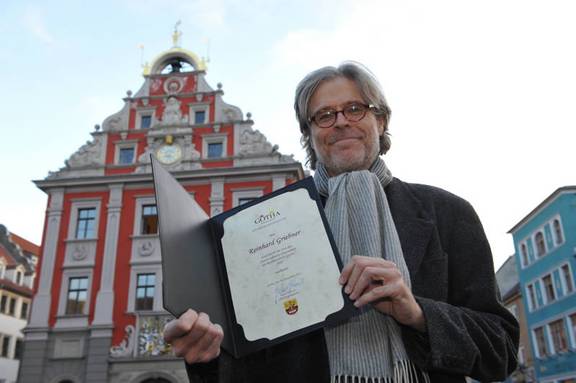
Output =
[{"x1": 385, "y1": 178, "x2": 434, "y2": 278}]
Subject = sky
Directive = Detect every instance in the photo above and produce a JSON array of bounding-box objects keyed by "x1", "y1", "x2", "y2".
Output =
[{"x1": 1, "y1": 0, "x2": 575, "y2": 270}]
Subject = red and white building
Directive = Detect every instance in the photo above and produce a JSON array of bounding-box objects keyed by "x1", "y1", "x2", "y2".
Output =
[{"x1": 19, "y1": 36, "x2": 303, "y2": 383}]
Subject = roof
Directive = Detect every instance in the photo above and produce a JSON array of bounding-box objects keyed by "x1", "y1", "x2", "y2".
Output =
[
  {"x1": 9, "y1": 233, "x2": 40, "y2": 256},
  {"x1": 508, "y1": 186, "x2": 576, "y2": 234},
  {"x1": 495, "y1": 255, "x2": 519, "y2": 299},
  {"x1": 0, "y1": 278, "x2": 33, "y2": 297}
]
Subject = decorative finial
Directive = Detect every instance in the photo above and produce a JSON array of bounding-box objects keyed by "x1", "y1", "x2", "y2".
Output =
[
  {"x1": 126, "y1": 90, "x2": 133, "y2": 97},
  {"x1": 217, "y1": 82, "x2": 222, "y2": 90},
  {"x1": 172, "y1": 20, "x2": 182, "y2": 47},
  {"x1": 246, "y1": 112, "x2": 252, "y2": 120},
  {"x1": 94, "y1": 124, "x2": 101, "y2": 131}
]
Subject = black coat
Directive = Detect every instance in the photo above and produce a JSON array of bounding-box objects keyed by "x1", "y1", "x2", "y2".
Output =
[{"x1": 186, "y1": 178, "x2": 520, "y2": 382}]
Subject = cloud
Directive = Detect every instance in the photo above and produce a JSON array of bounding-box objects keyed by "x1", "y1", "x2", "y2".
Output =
[{"x1": 21, "y1": 4, "x2": 55, "y2": 45}]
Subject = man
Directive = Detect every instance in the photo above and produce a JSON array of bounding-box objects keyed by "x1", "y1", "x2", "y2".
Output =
[{"x1": 164, "y1": 62, "x2": 519, "y2": 383}]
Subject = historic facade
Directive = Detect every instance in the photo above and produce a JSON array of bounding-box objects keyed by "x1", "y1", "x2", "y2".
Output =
[
  {"x1": 19, "y1": 34, "x2": 303, "y2": 383},
  {"x1": 0, "y1": 225, "x2": 39, "y2": 383},
  {"x1": 496, "y1": 255, "x2": 535, "y2": 383},
  {"x1": 508, "y1": 186, "x2": 576, "y2": 383}
]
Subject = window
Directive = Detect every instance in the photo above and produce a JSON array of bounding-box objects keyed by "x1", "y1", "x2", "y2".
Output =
[
  {"x1": 534, "y1": 326, "x2": 549, "y2": 357},
  {"x1": 527, "y1": 284, "x2": 537, "y2": 310},
  {"x1": 194, "y1": 110, "x2": 206, "y2": 124},
  {"x1": 141, "y1": 205, "x2": 158, "y2": 235},
  {"x1": 0, "y1": 295, "x2": 6, "y2": 313},
  {"x1": 543, "y1": 274, "x2": 556, "y2": 303},
  {"x1": 553, "y1": 218, "x2": 563, "y2": 245},
  {"x1": 207, "y1": 142, "x2": 224, "y2": 158},
  {"x1": 8, "y1": 298, "x2": 15, "y2": 316},
  {"x1": 20, "y1": 302, "x2": 28, "y2": 319},
  {"x1": 520, "y1": 243, "x2": 529, "y2": 267},
  {"x1": 570, "y1": 313, "x2": 576, "y2": 347},
  {"x1": 141, "y1": 114, "x2": 152, "y2": 129},
  {"x1": 14, "y1": 338, "x2": 22, "y2": 360},
  {"x1": 1, "y1": 335, "x2": 10, "y2": 357},
  {"x1": 65, "y1": 277, "x2": 88, "y2": 315},
  {"x1": 535, "y1": 231, "x2": 546, "y2": 257},
  {"x1": 75, "y1": 208, "x2": 96, "y2": 239},
  {"x1": 15, "y1": 270, "x2": 22, "y2": 285},
  {"x1": 549, "y1": 319, "x2": 569, "y2": 353},
  {"x1": 135, "y1": 273, "x2": 155, "y2": 311},
  {"x1": 118, "y1": 147, "x2": 135, "y2": 165},
  {"x1": 238, "y1": 197, "x2": 257, "y2": 206},
  {"x1": 562, "y1": 264, "x2": 574, "y2": 294},
  {"x1": 0, "y1": 262, "x2": 5, "y2": 278}
]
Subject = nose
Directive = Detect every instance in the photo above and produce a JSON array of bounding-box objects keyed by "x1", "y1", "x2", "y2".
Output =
[{"x1": 332, "y1": 110, "x2": 349, "y2": 128}]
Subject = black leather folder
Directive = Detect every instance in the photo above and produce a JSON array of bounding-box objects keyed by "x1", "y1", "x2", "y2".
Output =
[{"x1": 151, "y1": 156, "x2": 356, "y2": 358}]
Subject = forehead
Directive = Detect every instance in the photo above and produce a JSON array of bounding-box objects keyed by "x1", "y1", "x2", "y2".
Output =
[{"x1": 309, "y1": 77, "x2": 364, "y2": 112}]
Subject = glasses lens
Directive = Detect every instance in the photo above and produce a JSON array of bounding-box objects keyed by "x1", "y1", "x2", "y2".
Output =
[
  {"x1": 314, "y1": 110, "x2": 336, "y2": 127},
  {"x1": 343, "y1": 103, "x2": 367, "y2": 121}
]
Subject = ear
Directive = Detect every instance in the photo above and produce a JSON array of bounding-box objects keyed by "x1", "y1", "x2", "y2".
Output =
[{"x1": 376, "y1": 116, "x2": 385, "y2": 135}]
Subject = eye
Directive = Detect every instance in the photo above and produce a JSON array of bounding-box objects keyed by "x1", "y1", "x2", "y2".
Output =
[
  {"x1": 315, "y1": 109, "x2": 335, "y2": 123},
  {"x1": 345, "y1": 103, "x2": 365, "y2": 116}
]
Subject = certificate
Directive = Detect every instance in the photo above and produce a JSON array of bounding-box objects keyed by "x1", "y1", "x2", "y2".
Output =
[
  {"x1": 151, "y1": 156, "x2": 356, "y2": 358},
  {"x1": 221, "y1": 188, "x2": 344, "y2": 340}
]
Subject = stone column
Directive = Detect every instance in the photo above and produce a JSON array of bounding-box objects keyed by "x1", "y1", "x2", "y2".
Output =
[
  {"x1": 87, "y1": 184, "x2": 123, "y2": 382},
  {"x1": 28, "y1": 188, "x2": 64, "y2": 329},
  {"x1": 210, "y1": 178, "x2": 225, "y2": 216}
]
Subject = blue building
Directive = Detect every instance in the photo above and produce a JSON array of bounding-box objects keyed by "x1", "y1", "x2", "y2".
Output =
[{"x1": 509, "y1": 186, "x2": 576, "y2": 383}]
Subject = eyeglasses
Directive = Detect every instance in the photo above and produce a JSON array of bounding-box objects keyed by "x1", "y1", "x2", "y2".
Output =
[{"x1": 308, "y1": 102, "x2": 376, "y2": 128}]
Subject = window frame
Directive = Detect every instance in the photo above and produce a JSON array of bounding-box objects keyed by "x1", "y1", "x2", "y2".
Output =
[
  {"x1": 189, "y1": 103, "x2": 209, "y2": 125},
  {"x1": 57, "y1": 269, "x2": 93, "y2": 318},
  {"x1": 560, "y1": 263, "x2": 574, "y2": 295},
  {"x1": 520, "y1": 242, "x2": 529, "y2": 268},
  {"x1": 67, "y1": 200, "x2": 101, "y2": 241},
  {"x1": 534, "y1": 230, "x2": 547, "y2": 258},
  {"x1": 0, "y1": 333, "x2": 11, "y2": 358},
  {"x1": 127, "y1": 265, "x2": 163, "y2": 313},
  {"x1": 135, "y1": 272, "x2": 156, "y2": 311},
  {"x1": 551, "y1": 215, "x2": 565, "y2": 246},
  {"x1": 114, "y1": 142, "x2": 138, "y2": 165},
  {"x1": 133, "y1": 197, "x2": 158, "y2": 237},
  {"x1": 533, "y1": 325, "x2": 550, "y2": 358},
  {"x1": 232, "y1": 189, "x2": 264, "y2": 208},
  {"x1": 548, "y1": 318, "x2": 569, "y2": 354},
  {"x1": 542, "y1": 273, "x2": 557, "y2": 304},
  {"x1": 202, "y1": 134, "x2": 227, "y2": 159},
  {"x1": 136, "y1": 108, "x2": 155, "y2": 130}
]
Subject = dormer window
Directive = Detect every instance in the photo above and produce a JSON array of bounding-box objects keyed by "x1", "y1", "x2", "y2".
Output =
[
  {"x1": 194, "y1": 110, "x2": 206, "y2": 124},
  {"x1": 0, "y1": 261, "x2": 5, "y2": 279},
  {"x1": 141, "y1": 115, "x2": 152, "y2": 129},
  {"x1": 15, "y1": 270, "x2": 23, "y2": 285},
  {"x1": 119, "y1": 147, "x2": 135, "y2": 165}
]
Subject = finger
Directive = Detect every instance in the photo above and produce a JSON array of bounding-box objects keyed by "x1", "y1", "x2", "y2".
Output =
[
  {"x1": 339, "y1": 260, "x2": 355, "y2": 285},
  {"x1": 353, "y1": 282, "x2": 399, "y2": 308},
  {"x1": 196, "y1": 324, "x2": 224, "y2": 363},
  {"x1": 184, "y1": 323, "x2": 222, "y2": 364},
  {"x1": 348, "y1": 266, "x2": 390, "y2": 300},
  {"x1": 164, "y1": 309, "x2": 198, "y2": 342}
]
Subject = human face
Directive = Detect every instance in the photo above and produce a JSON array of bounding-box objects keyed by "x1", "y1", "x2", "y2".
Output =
[{"x1": 309, "y1": 77, "x2": 383, "y2": 176}]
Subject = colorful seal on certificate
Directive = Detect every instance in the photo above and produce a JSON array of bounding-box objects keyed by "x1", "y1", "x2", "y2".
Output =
[{"x1": 283, "y1": 298, "x2": 299, "y2": 315}]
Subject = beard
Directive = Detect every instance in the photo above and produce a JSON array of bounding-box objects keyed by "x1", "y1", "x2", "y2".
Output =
[{"x1": 314, "y1": 134, "x2": 380, "y2": 176}]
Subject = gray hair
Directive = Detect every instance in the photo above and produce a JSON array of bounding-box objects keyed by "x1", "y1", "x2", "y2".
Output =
[{"x1": 294, "y1": 61, "x2": 391, "y2": 170}]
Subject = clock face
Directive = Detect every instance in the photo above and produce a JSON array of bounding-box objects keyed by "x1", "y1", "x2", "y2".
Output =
[{"x1": 156, "y1": 144, "x2": 182, "y2": 164}]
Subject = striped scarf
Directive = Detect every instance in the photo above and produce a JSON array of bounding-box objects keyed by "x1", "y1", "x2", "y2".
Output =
[{"x1": 314, "y1": 158, "x2": 429, "y2": 383}]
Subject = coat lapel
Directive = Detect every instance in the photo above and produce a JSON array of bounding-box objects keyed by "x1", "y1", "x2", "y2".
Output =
[{"x1": 385, "y1": 178, "x2": 434, "y2": 279}]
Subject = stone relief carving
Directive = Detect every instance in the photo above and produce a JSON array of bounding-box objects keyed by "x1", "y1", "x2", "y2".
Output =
[
  {"x1": 110, "y1": 325, "x2": 135, "y2": 358},
  {"x1": 160, "y1": 97, "x2": 188, "y2": 125},
  {"x1": 71, "y1": 244, "x2": 88, "y2": 261},
  {"x1": 65, "y1": 134, "x2": 105, "y2": 168},
  {"x1": 164, "y1": 76, "x2": 186, "y2": 95},
  {"x1": 239, "y1": 128, "x2": 275, "y2": 156},
  {"x1": 135, "y1": 134, "x2": 201, "y2": 173},
  {"x1": 138, "y1": 240, "x2": 155, "y2": 257},
  {"x1": 102, "y1": 103, "x2": 129, "y2": 132},
  {"x1": 223, "y1": 107, "x2": 242, "y2": 122}
]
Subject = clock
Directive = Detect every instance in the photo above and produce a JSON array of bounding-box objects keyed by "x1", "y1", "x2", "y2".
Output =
[{"x1": 156, "y1": 144, "x2": 182, "y2": 164}]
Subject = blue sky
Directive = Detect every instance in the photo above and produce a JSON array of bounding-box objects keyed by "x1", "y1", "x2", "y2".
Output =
[{"x1": 1, "y1": 0, "x2": 575, "y2": 269}]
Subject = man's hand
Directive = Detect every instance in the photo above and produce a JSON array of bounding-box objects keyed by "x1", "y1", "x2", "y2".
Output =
[
  {"x1": 163, "y1": 309, "x2": 224, "y2": 364},
  {"x1": 340, "y1": 255, "x2": 426, "y2": 332}
]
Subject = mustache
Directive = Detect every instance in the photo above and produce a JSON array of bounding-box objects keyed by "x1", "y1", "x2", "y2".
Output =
[{"x1": 327, "y1": 131, "x2": 364, "y2": 144}]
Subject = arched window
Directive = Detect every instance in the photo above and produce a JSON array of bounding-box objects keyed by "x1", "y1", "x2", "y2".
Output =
[
  {"x1": 521, "y1": 243, "x2": 529, "y2": 266},
  {"x1": 553, "y1": 219, "x2": 563, "y2": 245},
  {"x1": 535, "y1": 232, "x2": 546, "y2": 257}
]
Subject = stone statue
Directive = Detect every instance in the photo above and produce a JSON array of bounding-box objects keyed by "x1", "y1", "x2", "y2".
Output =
[{"x1": 161, "y1": 97, "x2": 187, "y2": 125}]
